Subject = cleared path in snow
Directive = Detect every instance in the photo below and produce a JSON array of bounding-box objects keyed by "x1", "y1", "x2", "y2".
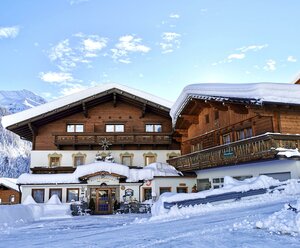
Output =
[{"x1": 1, "y1": 197, "x2": 299, "y2": 248}]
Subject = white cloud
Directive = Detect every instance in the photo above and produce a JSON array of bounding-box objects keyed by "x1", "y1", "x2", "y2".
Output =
[
  {"x1": 39, "y1": 71, "x2": 74, "y2": 83},
  {"x1": 68, "y1": 0, "x2": 89, "y2": 5},
  {"x1": 48, "y1": 34, "x2": 108, "y2": 71},
  {"x1": 169, "y1": 13, "x2": 180, "y2": 19},
  {"x1": 160, "y1": 32, "x2": 181, "y2": 53},
  {"x1": 228, "y1": 53, "x2": 245, "y2": 60},
  {"x1": 0, "y1": 26, "x2": 19, "y2": 39},
  {"x1": 237, "y1": 44, "x2": 268, "y2": 53},
  {"x1": 263, "y1": 59, "x2": 276, "y2": 71},
  {"x1": 287, "y1": 56, "x2": 297, "y2": 62},
  {"x1": 59, "y1": 83, "x2": 87, "y2": 96},
  {"x1": 111, "y1": 35, "x2": 150, "y2": 63}
]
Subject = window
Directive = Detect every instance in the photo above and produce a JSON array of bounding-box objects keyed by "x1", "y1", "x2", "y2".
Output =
[
  {"x1": 74, "y1": 156, "x2": 84, "y2": 167},
  {"x1": 236, "y1": 130, "x2": 245, "y2": 140},
  {"x1": 105, "y1": 124, "x2": 124, "y2": 132},
  {"x1": 177, "y1": 187, "x2": 188, "y2": 193},
  {"x1": 67, "y1": 124, "x2": 84, "y2": 132},
  {"x1": 214, "y1": 110, "x2": 219, "y2": 120},
  {"x1": 67, "y1": 188, "x2": 79, "y2": 202},
  {"x1": 121, "y1": 156, "x2": 132, "y2": 166},
  {"x1": 49, "y1": 157, "x2": 60, "y2": 167},
  {"x1": 9, "y1": 195, "x2": 15, "y2": 203},
  {"x1": 245, "y1": 127, "x2": 253, "y2": 138},
  {"x1": 212, "y1": 177, "x2": 224, "y2": 189},
  {"x1": 222, "y1": 133, "x2": 231, "y2": 144},
  {"x1": 49, "y1": 188, "x2": 62, "y2": 201},
  {"x1": 145, "y1": 155, "x2": 156, "y2": 166},
  {"x1": 145, "y1": 124, "x2": 162, "y2": 132},
  {"x1": 143, "y1": 188, "x2": 152, "y2": 201},
  {"x1": 197, "y1": 178, "x2": 211, "y2": 191},
  {"x1": 159, "y1": 187, "x2": 171, "y2": 195},
  {"x1": 205, "y1": 114, "x2": 210, "y2": 124},
  {"x1": 32, "y1": 189, "x2": 45, "y2": 203},
  {"x1": 233, "y1": 175, "x2": 252, "y2": 181}
]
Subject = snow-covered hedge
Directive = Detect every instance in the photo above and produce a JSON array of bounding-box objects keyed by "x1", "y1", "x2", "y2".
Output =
[{"x1": 0, "y1": 195, "x2": 71, "y2": 229}]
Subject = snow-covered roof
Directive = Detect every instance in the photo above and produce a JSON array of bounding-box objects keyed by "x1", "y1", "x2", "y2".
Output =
[
  {"x1": 170, "y1": 83, "x2": 300, "y2": 125},
  {"x1": 17, "y1": 161, "x2": 181, "y2": 185},
  {"x1": 2, "y1": 83, "x2": 173, "y2": 129},
  {"x1": 0, "y1": 178, "x2": 19, "y2": 191}
]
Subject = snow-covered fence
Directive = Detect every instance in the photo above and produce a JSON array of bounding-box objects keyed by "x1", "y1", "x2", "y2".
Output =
[{"x1": 163, "y1": 188, "x2": 271, "y2": 210}]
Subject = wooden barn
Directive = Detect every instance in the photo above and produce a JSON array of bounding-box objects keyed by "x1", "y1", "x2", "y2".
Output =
[
  {"x1": 168, "y1": 83, "x2": 300, "y2": 190},
  {"x1": 0, "y1": 178, "x2": 20, "y2": 204}
]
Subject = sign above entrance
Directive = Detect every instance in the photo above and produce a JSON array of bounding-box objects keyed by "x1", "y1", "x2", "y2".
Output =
[{"x1": 88, "y1": 174, "x2": 119, "y2": 186}]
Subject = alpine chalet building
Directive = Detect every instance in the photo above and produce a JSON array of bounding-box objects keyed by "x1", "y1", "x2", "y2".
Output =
[{"x1": 168, "y1": 83, "x2": 300, "y2": 190}]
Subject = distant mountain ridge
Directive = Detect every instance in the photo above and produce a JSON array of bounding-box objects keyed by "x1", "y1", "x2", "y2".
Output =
[
  {"x1": 0, "y1": 89, "x2": 46, "y2": 114},
  {"x1": 0, "y1": 89, "x2": 46, "y2": 178}
]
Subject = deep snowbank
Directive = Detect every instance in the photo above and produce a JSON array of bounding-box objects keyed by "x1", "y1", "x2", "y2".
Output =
[
  {"x1": 151, "y1": 175, "x2": 281, "y2": 216},
  {"x1": 256, "y1": 199, "x2": 300, "y2": 235},
  {"x1": 0, "y1": 197, "x2": 71, "y2": 229}
]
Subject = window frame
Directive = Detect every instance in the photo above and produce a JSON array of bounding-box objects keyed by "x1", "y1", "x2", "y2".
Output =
[
  {"x1": 49, "y1": 156, "x2": 61, "y2": 167},
  {"x1": 176, "y1": 187, "x2": 188, "y2": 193},
  {"x1": 66, "y1": 124, "x2": 84, "y2": 133},
  {"x1": 105, "y1": 124, "x2": 125, "y2": 133},
  {"x1": 143, "y1": 187, "x2": 152, "y2": 201},
  {"x1": 66, "y1": 188, "x2": 79, "y2": 202},
  {"x1": 205, "y1": 114, "x2": 210, "y2": 124},
  {"x1": 49, "y1": 188, "x2": 63, "y2": 202},
  {"x1": 32, "y1": 189, "x2": 45, "y2": 203},
  {"x1": 145, "y1": 124, "x2": 162, "y2": 133},
  {"x1": 159, "y1": 187, "x2": 172, "y2": 195}
]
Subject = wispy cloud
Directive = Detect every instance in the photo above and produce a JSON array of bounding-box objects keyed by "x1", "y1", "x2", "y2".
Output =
[
  {"x1": 0, "y1": 26, "x2": 19, "y2": 39},
  {"x1": 160, "y1": 32, "x2": 181, "y2": 54},
  {"x1": 48, "y1": 34, "x2": 108, "y2": 71},
  {"x1": 263, "y1": 59, "x2": 276, "y2": 71},
  {"x1": 228, "y1": 53, "x2": 245, "y2": 60},
  {"x1": 213, "y1": 44, "x2": 268, "y2": 66},
  {"x1": 169, "y1": 13, "x2": 180, "y2": 19},
  {"x1": 68, "y1": 0, "x2": 89, "y2": 5},
  {"x1": 237, "y1": 44, "x2": 268, "y2": 53},
  {"x1": 287, "y1": 55, "x2": 297, "y2": 62},
  {"x1": 111, "y1": 35, "x2": 150, "y2": 63},
  {"x1": 39, "y1": 71, "x2": 74, "y2": 83}
]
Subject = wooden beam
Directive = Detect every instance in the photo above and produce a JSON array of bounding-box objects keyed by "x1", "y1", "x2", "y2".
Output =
[
  {"x1": 180, "y1": 115, "x2": 199, "y2": 125},
  {"x1": 141, "y1": 103, "x2": 147, "y2": 118},
  {"x1": 209, "y1": 102, "x2": 228, "y2": 111},
  {"x1": 28, "y1": 123, "x2": 37, "y2": 149},
  {"x1": 227, "y1": 104, "x2": 249, "y2": 114},
  {"x1": 175, "y1": 129, "x2": 188, "y2": 136},
  {"x1": 82, "y1": 102, "x2": 88, "y2": 118},
  {"x1": 113, "y1": 92, "x2": 117, "y2": 107}
]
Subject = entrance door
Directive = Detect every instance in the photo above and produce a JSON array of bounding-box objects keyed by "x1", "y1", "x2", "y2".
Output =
[{"x1": 96, "y1": 189, "x2": 111, "y2": 214}]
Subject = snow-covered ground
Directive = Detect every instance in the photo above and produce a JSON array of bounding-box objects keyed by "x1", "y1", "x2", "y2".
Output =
[{"x1": 1, "y1": 180, "x2": 300, "y2": 247}]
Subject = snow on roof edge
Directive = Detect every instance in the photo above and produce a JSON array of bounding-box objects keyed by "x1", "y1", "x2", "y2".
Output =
[
  {"x1": 2, "y1": 83, "x2": 173, "y2": 129},
  {"x1": 170, "y1": 82, "x2": 300, "y2": 125},
  {"x1": 0, "y1": 178, "x2": 19, "y2": 191}
]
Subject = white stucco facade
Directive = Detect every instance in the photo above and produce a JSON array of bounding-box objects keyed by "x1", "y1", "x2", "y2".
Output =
[
  {"x1": 30, "y1": 150, "x2": 181, "y2": 168},
  {"x1": 196, "y1": 159, "x2": 300, "y2": 189}
]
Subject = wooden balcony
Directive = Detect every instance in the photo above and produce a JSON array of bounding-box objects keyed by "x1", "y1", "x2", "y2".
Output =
[
  {"x1": 168, "y1": 133, "x2": 300, "y2": 172},
  {"x1": 53, "y1": 132, "x2": 173, "y2": 147}
]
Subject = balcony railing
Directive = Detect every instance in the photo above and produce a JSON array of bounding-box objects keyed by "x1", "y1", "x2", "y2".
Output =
[
  {"x1": 53, "y1": 132, "x2": 173, "y2": 146},
  {"x1": 168, "y1": 133, "x2": 300, "y2": 172}
]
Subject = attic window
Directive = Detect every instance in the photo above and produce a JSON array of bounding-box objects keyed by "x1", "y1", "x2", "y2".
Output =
[
  {"x1": 67, "y1": 124, "x2": 84, "y2": 132},
  {"x1": 106, "y1": 124, "x2": 124, "y2": 132},
  {"x1": 145, "y1": 124, "x2": 162, "y2": 132}
]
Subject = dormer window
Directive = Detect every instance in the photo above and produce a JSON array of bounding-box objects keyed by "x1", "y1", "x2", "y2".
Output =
[
  {"x1": 106, "y1": 124, "x2": 124, "y2": 132},
  {"x1": 67, "y1": 124, "x2": 84, "y2": 132},
  {"x1": 145, "y1": 124, "x2": 162, "y2": 132}
]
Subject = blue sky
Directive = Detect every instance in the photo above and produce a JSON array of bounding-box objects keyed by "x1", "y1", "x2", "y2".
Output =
[{"x1": 0, "y1": 0, "x2": 299, "y2": 102}]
